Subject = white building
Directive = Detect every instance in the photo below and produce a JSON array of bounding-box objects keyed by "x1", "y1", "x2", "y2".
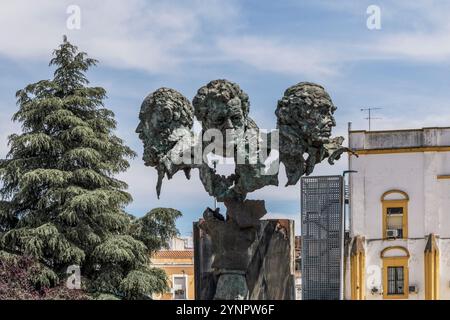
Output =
[
  {"x1": 167, "y1": 236, "x2": 193, "y2": 251},
  {"x1": 345, "y1": 126, "x2": 450, "y2": 300}
]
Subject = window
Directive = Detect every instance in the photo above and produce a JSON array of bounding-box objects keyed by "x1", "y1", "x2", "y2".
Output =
[
  {"x1": 381, "y1": 246, "x2": 409, "y2": 299},
  {"x1": 386, "y1": 205, "x2": 404, "y2": 238},
  {"x1": 173, "y1": 275, "x2": 187, "y2": 300},
  {"x1": 387, "y1": 266, "x2": 404, "y2": 295},
  {"x1": 381, "y1": 190, "x2": 409, "y2": 239}
]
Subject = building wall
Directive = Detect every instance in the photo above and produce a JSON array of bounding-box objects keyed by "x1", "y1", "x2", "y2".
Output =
[
  {"x1": 350, "y1": 152, "x2": 450, "y2": 239},
  {"x1": 155, "y1": 264, "x2": 195, "y2": 300},
  {"x1": 151, "y1": 255, "x2": 195, "y2": 300},
  {"x1": 150, "y1": 238, "x2": 195, "y2": 300},
  {"x1": 169, "y1": 237, "x2": 194, "y2": 250},
  {"x1": 347, "y1": 128, "x2": 450, "y2": 300}
]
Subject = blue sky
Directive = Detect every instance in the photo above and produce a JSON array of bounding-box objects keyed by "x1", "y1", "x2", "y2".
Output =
[{"x1": 1, "y1": 0, "x2": 450, "y2": 236}]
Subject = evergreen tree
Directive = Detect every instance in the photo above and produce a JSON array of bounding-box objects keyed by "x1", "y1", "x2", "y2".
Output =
[{"x1": 0, "y1": 37, "x2": 180, "y2": 299}]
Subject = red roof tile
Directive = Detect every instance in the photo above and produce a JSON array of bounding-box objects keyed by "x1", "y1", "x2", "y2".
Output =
[{"x1": 153, "y1": 250, "x2": 194, "y2": 259}]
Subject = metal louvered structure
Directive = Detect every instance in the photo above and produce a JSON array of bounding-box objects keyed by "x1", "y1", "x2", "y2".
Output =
[{"x1": 301, "y1": 175, "x2": 344, "y2": 300}]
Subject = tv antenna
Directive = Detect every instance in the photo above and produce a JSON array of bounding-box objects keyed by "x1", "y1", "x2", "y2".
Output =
[{"x1": 360, "y1": 107, "x2": 382, "y2": 131}]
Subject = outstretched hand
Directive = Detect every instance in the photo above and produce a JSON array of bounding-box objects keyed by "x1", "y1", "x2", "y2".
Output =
[{"x1": 328, "y1": 147, "x2": 358, "y2": 165}]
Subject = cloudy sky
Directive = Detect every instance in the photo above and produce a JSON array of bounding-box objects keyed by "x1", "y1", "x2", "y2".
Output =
[{"x1": 1, "y1": 0, "x2": 450, "y2": 236}]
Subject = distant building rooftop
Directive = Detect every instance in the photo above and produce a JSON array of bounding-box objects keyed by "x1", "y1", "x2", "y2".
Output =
[
  {"x1": 165, "y1": 236, "x2": 193, "y2": 251},
  {"x1": 153, "y1": 250, "x2": 194, "y2": 259},
  {"x1": 349, "y1": 127, "x2": 450, "y2": 153}
]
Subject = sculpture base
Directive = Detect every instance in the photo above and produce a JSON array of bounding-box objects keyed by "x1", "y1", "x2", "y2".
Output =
[{"x1": 193, "y1": 218, "x2": 296, "y2": 300}]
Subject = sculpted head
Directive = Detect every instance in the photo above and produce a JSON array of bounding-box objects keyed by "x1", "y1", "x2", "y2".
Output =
[
  {"x1": 276, "y1": 82, "x2": 336, "y2": 145},
  {"x1": 136, "y1": 87, "x2": 193, "y2": 167},
  {"x1": 193, "y1": 79, "x2": 250, "y2": 134}
]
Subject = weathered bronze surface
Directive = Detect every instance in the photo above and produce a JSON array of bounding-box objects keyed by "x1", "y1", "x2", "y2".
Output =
[{"x1": 137, "y1": 79, "x2": 351, "y2": 299}]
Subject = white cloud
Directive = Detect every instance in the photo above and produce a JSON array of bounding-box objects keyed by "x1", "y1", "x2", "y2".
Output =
[
  {"x1": 0, "y1": 0, "x2": 239, "y2": 73},
  {"x1": 0, "y1": 1, "x2": 63, "y2": 61},
  {"x1": 215, "y1": 1, "x2": 450, "y2": 78},
  {"x1": 2, "y1": 0, "x2": 450, "y2": 79},
  {"x1": 352, "y1": 1, "x2": 450, "y2": 63},
  {"x1": 217, "y1": 36, "x2": 338, "y2": 79},
  {"x1": 371, "y1": 33, "x2": 450, "y2": 62}
]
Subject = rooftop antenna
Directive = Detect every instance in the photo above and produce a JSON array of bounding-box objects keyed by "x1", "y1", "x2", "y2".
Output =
[{"x1": 360, "y1": 107, "x2": 382, "y2": 131}]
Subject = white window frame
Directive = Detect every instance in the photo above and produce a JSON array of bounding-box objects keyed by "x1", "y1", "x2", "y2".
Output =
[{"x1": 172, "y1": 274, "x2": 189, "y2": 300}]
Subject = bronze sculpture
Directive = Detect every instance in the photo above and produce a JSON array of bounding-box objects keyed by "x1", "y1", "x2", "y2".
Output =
[{"x1": 136, "y1": 79, "x2": 352, "y2": 299}]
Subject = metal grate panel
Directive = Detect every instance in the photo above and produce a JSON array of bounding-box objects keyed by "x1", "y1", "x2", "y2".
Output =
[{"x1": 301, "y1": 175, "x2": 343, "y2": 300}]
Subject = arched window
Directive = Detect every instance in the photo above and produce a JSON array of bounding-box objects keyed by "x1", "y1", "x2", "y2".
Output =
[
  {"x1": 381, "y1": 190, "x2": 409, "y2": 239},
  {"x1": 381, "y1": 246, "x2": 410, "y2": 299}
]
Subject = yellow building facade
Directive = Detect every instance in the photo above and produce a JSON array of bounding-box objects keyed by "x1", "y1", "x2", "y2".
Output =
[{"x1": 151, "y1": 250, "x2": 195, "y2": 300}]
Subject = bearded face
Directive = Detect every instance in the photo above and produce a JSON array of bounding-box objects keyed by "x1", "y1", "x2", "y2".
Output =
[
  {"x1": 276, "y1": 82, "x2": 337, "y2": 146},
  {"x1": 276, "y1": 82, "x2": 340, "y2": 185},
  {"x1": 193, "y1": 80, "x2": 250, "y2": 155},
  {"x1": 136, "y1": 104, "x2": 170, "y2": 167},
  {"x1": 137, "y1": 80, "x2": 349, "y2": 199},
  {"x1": 204, "y1": 97, "x2": 246, "y2": 134},
  {"x1": 304, "y1": 99, "x2": 336, "y2": 144},
  {"x1": 136, "y1": 88, "x2": 193, "y2": 167}
]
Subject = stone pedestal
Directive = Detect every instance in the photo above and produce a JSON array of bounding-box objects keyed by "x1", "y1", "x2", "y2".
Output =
[{"x1": 193, "y1": 215, "x2": 296, "y2": 300}]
